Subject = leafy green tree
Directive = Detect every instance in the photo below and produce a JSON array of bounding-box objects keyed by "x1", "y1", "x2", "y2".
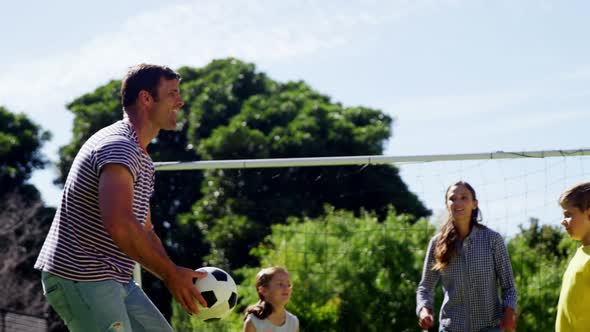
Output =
[
  {"x1": 507, "y1": 218, "x2": 576, "y2": 331},
  {"x1": 0, "y1": 107, "x2": 50, "y2": 196},
  {"x1": 171, "y1": 208, "x2": 435, "y2": 331},
  {"x1": 182, "y1": 60, "x2": 429, "y2": 268}
]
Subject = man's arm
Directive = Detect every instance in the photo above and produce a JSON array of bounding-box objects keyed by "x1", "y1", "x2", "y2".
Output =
[
  {"x1": 99, "y1": 163, "x2": 206, "y2": 313},
  {"x1": 142, "y1": 209, "x2": 169, "y2": 273}
]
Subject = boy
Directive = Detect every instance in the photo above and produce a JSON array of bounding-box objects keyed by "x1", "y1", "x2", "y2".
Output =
[{"x1": 556, "y1": 182, "x2": 590, "y2": 331}]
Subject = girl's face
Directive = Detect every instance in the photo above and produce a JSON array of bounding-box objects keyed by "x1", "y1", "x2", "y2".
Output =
[
  {"x1": 446, "y1": 184, "x2": 478, "y2": 225},
  {"x1": 561, "y1": 204, "x2": 590, "y2": 245},
  {"x1": 260, "y1": 271, "x2": 292, "y2": 307}
]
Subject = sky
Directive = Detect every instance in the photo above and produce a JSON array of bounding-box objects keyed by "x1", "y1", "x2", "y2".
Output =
[{"x1": 2, "y1": 0, "x2": 590, "y2": 236}]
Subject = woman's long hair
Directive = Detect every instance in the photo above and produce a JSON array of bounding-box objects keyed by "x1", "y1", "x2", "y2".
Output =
[
  {"x1": 243, "y1": 266, "x2": 288, "y2": 320},
  {"x1": 432, "y1": 181, "x2": 482, "y2": 271}
]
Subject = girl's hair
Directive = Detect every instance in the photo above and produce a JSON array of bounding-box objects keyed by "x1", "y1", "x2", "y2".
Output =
[
  {"x1": 243, "y1": 266, "x2": 289, "y2": 320},
  {"x1": 432, "y1": 181, "x2": 482, "y2": 271},
  {"x1": 559, "y1": 182, "x2": 590, "y2": 211}
]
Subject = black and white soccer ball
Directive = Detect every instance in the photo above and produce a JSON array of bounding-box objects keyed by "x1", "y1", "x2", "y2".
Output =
[{"x1": 193, "y1": 266, "x2": 238, "y2": 321}]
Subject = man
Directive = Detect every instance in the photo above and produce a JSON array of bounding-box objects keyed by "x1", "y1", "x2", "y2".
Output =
[{"x1": 35, "y1": 64, "x2": 206, "y2": 331}]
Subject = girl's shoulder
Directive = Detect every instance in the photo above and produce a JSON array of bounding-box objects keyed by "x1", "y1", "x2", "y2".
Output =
[
  {"x1": 246, "y1": 313, "x2": 262, "y2": 322},
  {"x1": 245, "y1": 313, "x2": 266, "y2": 331},
  {"x1": 285, "y1": 310, "x2": 299, "y2": 330},
  {"x1": 247, "y1": 311, "x2": 299, "y2": 330},
  {"x1": 286, "y1": 310, "x2": 299, "y2": 323}
]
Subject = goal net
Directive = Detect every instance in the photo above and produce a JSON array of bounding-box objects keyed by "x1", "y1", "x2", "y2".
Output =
[
  {"x1": 155, "y1": 148, "x2": 590, "y2": 236},
  {"x1": 150, "y1": 148, "x2": 590, "y2": 331}
]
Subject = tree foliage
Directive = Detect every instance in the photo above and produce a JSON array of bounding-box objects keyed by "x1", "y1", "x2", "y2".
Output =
[
  {"x1": 0, "y1": 107, "x2": 50, "y2": 196},
  {"x1": 507, "y1": 218, "x2": 576, "y2": 331},
  {"x1": 179, "y1": 59, "x2": 430, "y2": 268},
  {"x1": 171, "y1": 208, "x2": 435, "y2": 331}
]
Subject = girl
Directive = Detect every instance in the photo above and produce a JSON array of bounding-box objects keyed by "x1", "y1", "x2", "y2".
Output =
[
  {"x1": 243, "y1": 266, "x2": 299, "y2": 332},
  {"x1": 416, "y1": 181, "x2": 518, "y2": 332}
]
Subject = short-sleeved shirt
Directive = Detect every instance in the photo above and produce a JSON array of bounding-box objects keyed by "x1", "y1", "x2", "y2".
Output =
[
  {"x1": 556, "y1": 245, "x2": 590, "y2": 331},
  {"x1": 246, "y1": 311, "x2": 299, "y2": 332},
  {"x1": 416, "y1": 224, "x2": 518, "y2": 332},
  {"x1": 35, "y1": 118, "x2": 154, "y2": 283}
]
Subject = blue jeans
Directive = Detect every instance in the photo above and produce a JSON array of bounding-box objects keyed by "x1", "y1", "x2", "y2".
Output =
[{"x1": 41, "y1": 271, "x2": 174, "y2": 332}]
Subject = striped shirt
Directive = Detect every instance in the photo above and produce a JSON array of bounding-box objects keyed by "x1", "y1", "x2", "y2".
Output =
[
  {"x1": 35, "y1": 118, "x2": 155, "y2": 283},
  {"x1": 416, "y1": 224, "x2": 518, "y2": 332}
]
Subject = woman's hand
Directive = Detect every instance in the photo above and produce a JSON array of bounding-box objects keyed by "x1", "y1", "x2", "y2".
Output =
[
  {"x1": 418, "y1": 307, "x2": 434, "y2": 330},
  {"x1": 500, "y1": 307, "x2": 517, "y2": 332}
]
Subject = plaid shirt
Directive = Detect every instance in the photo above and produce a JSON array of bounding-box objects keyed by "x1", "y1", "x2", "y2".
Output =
[{"x1": 416, "y1": 225, "x2": 518, "y2": 332}]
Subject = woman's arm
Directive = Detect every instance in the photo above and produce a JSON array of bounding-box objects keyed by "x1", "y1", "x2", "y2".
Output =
[
  {"x1": 492, "y1": 232, "x2": 518, "y2": 331},
  {"x1": 416, "y1": 237, "x2": 440, "y2": 330}
]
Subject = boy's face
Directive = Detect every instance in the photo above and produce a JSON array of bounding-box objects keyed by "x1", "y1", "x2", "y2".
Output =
[{"x1": 561, "y1": 204, "x2": 590, "y2": 245}]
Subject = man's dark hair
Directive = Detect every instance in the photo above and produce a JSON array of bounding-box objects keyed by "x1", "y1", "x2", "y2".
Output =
[{"x1": 121, "y1": 64, "x2": 181, "y2": 108}]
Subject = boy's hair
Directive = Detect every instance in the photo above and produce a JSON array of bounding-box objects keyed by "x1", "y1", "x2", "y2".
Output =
[
  {"x1": 243, "y1": 266, "x2": 289, "y2": 321},
  {"x1": 559, "y1": 182, "x2": 590, "y2": 211},
  {"x1": 120, "y1": 64, "x2": 180, "y2": 109}
]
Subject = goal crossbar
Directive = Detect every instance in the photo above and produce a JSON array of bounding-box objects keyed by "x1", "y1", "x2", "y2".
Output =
[{"x1": 154, "y1": 148, "x2": 590, "y2": 171}]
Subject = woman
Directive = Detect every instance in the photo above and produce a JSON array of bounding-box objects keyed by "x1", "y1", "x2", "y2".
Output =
[{"x1": 416, "y1": 181, "x2": 517, "y2": 332}]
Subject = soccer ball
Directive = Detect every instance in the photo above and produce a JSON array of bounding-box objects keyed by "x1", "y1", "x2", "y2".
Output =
[{"x1": 193, "y1": 266, "x2": 238, "y2": 321}]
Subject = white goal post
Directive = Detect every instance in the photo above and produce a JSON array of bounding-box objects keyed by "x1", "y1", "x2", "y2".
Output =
[{"x1": 153, "y1": 148, "x2": 590, "y2": 171}]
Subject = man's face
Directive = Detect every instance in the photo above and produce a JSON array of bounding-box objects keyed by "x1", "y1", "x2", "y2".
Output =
[{"x1": 149, "y1": 78, "x2": 184, "y2": 131}]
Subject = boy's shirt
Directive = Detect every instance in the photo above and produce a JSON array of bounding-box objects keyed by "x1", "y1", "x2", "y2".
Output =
[{"x1": 556, "y1": 245, "x2": 590, "y2": 331}]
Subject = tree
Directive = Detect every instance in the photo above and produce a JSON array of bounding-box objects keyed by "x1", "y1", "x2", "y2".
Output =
[
  {"x1": 181, "y1": 60, "x2": 429, "y2": 268},
  {"x1": 507, "y1": 218, "x2": 576, "y2": 331},
  {"x1": 0, "y1": 107, "x2": 50, "y2": 197}
]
